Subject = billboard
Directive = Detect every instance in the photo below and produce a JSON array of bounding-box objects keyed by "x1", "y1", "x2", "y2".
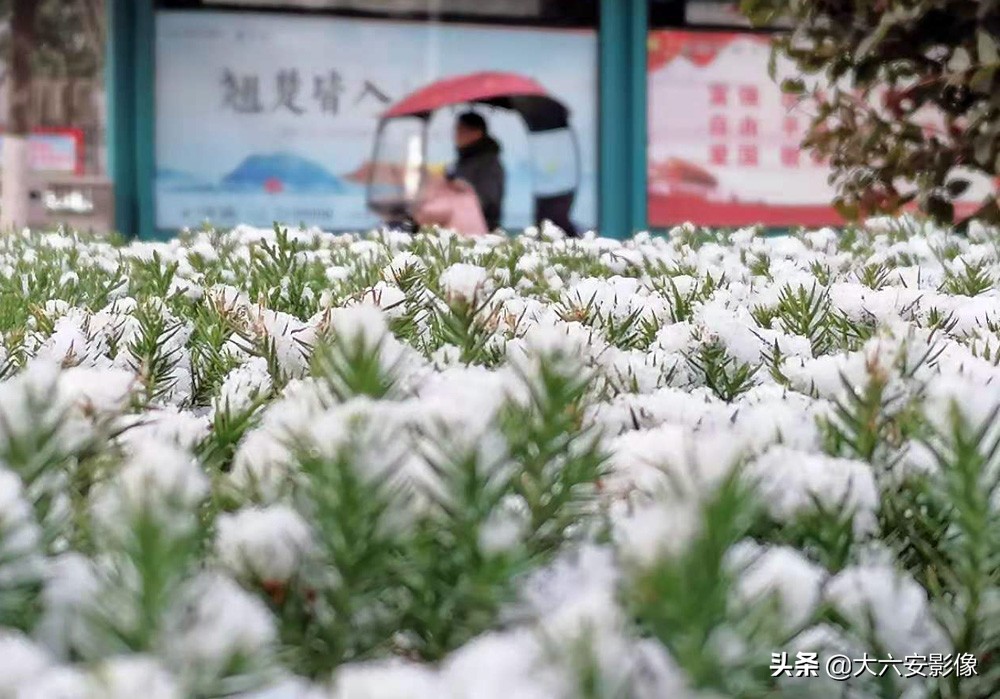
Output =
[
  {"x1": 647, "y1": 30, "x2": 992, "y2": 228},
  {"x1": 155, "y1": 11, "x2": 597, "y2": 231}
]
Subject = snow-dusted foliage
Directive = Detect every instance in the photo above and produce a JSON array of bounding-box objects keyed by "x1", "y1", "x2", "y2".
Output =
[{"x1": 0, "y1": 219, "x2": 999, "y2": 698}]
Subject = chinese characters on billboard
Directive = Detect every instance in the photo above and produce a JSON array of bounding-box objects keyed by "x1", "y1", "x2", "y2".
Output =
[
  {"x1": 221, "y1": 68, "x2": 391, "y2": 117},
  {"x1": 155, "y1": 12, "x2": 597, "y2": 231}
]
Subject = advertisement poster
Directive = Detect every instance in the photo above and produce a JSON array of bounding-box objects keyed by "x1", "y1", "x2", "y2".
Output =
[
  {"x1": 0, "y1": 129, "x2": 83, "y2": 175},
  {"x1": 155, "y1": 12, "x2": 597, "y2": 231},
  {"x1": 647, "y1": 30, "x2": 992, "y2": 228}
]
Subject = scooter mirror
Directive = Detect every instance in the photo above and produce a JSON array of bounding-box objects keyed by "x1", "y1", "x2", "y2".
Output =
[{"x1": 366, "y1": 116, "x2": 427, "y2": 217}]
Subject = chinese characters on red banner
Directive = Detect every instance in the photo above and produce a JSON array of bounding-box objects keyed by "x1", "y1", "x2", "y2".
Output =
[
  {"x1": 706, "y1": 82, "x2": 762, "y2": 168},
  {"x1": 704, "y1": 75, "x2": 830, "y2": 172}
]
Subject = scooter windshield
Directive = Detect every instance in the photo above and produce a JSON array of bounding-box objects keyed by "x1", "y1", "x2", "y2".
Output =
[
  {"x1": 367, "y1": 117, "x2": 426, "y2": 216},
  {"x1": 528, "y1": 128, "x2": 579, "y2": 197}
]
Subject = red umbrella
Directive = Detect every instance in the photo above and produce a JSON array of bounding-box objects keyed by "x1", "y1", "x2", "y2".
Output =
[
  {"x1": 384, "y1": 71, "x2": 568, "y2": 132},
  {"x1": 385, "y1": 72, "x2": 550, "y2": 118}
]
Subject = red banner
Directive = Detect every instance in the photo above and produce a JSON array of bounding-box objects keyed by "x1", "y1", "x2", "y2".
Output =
[
  {"x1": 648, "y1": 30, "x2": 842, "y2": 227},
  {"x1": 646, "y1": 30, "x2": 994, "y2": 228}
]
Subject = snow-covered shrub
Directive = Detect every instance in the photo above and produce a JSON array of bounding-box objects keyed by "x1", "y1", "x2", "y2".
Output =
[{"x1": 0, "y1": 219, "x2": 998, "y2": 697}]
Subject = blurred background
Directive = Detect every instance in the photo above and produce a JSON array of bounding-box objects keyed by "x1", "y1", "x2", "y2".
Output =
[{"x1": 12, "y1": 1, "x2": 965, "y2": 238}]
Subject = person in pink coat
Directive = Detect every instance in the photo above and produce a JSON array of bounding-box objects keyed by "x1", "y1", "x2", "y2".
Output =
[{"x1": 413, "y1": 175, "x2": 489, "y2": 236}]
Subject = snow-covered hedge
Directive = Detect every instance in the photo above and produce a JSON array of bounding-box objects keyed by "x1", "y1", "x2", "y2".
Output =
[{"x1": 0, "y1": 220, "x2": 998, "y2": 698}]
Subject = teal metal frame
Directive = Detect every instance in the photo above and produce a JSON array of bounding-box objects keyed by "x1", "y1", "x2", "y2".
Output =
[
  {"x1": 107, "y1": 0, "x2": 156, "y2": 239},
  {"x1": 135, "y1": 3, "x2": 157, "y2": 240},
  {"x1": 599, "y1": 0, "x2": 648, "y2": 239},
  {"x1": 107, "y1": 0, "x2": 651, "y2": 240}
]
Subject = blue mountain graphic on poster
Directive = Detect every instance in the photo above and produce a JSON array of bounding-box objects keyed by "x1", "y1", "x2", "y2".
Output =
[{"x1": 220, "y1": 153, "x2": 348, "y2": 194}]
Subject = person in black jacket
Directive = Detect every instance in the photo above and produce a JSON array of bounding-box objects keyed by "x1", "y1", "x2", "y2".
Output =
[{"x1": 450, "y1": 112, "x2": 505, "y2": 231}]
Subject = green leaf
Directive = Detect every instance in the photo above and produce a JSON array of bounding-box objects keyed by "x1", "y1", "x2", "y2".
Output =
[
  {"x1": 970, "y1": 66, "x2": 997, "y2": 94},
  {"x1": 780, "y1": 77, "x2": 806, "y2": 94},
  {"x1": 834, "y1": 199, "x2": 860, "y2": 220},
  {"x1": 978, "y1": 30, "x2": 999, "y2": 64},
  {"x1": 857, "y1": 21, "x2": 890, "y2": 60},
  {"x1": 974, "y1": 134, "x2": 994, "y2": 166},
  {"x1": 949, "y1": 47, "x2": 972, "y2": 73}
]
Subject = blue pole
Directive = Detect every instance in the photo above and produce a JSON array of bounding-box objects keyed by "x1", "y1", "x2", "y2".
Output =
[
  {"x1": 135, "y1": 1, "x2": 156, "y2": 240},
  {"x1": 599, "y1": 0, "x2": 627, "y2": 239},
  {"x1": 629, "y1": 0, "x2": 648, "y2": 235},
  {"x1": 105, "y1": 0, "x2": 156, "y2": 239},
  {"x1": 599, "y1": 0, "x2": 647, "y2": 239},
  {"x1": 106, "y1": 0, "x2": 135, "y2": 237}
]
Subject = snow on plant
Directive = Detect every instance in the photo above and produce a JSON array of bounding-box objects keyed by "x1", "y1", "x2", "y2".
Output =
[
  {"x1": 215, "y1": 504, "x2": 315, "y2": 585},
  {"x1": 0, "y1": 219, "x2": 999, "y2": 697}
]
